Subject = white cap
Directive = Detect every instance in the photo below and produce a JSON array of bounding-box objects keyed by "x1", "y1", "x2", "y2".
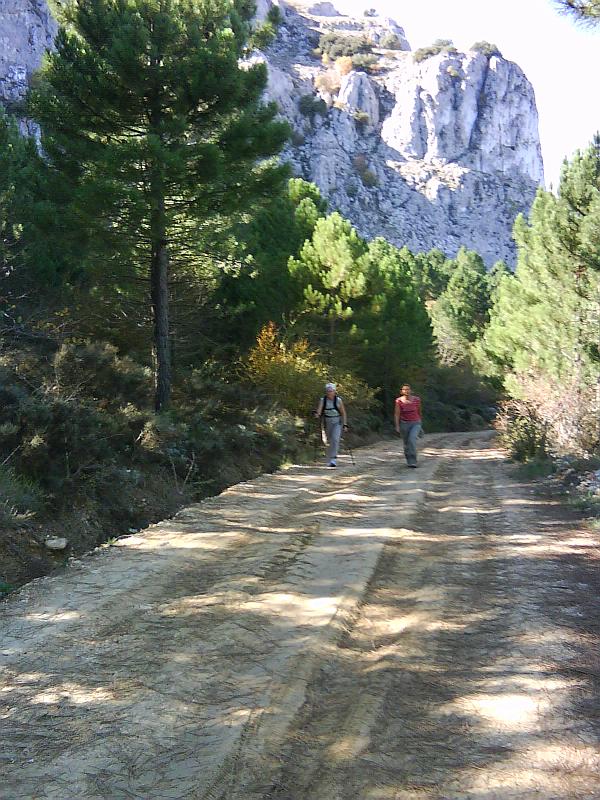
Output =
[{"x1": 325, "y1": 382, "x2": 336, "y2": 391}]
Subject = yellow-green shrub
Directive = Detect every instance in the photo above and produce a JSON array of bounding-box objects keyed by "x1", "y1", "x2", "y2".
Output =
[
  {"x1": 335, "y1": 56, "x2": 354, "y2": 76},
  {"x1": 246, "y1": 323, "x2": 377, "y2": 423}
]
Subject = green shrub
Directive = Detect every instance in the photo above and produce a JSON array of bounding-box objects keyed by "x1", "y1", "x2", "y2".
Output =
[
  {"x1": 318, "y1": 32, "x2": 372, "y2": 59},
  {"x1": 53, "y1": 342, "x2": 152, "y2": 408},
  {"x1": 16, "y1": 396, "x2": 138, "y2": 497},
  {"x1": 0, "y1": 580, "x2": 16, "y2": 595},
  {"x1": 353, "y1": 154, "x2": 378, "y2": 186},
  {"x1": 299, "y1": 94, "x2": 328, "y2": 118},
  {"x1": 252, "y1": 21, "x2": 277, "y2": 49},
  {"x1": 434, "y1": 38, "x2": 456, "y2": 50},
  {"x1": 515, "y1": 458, "x2": 555, "y2": 479},
  {"x1": 380, "y1": 33, "x2": 401, "y2": 50},
  {"x1": 134, "y1": 365, "x2": 301, "y2": 492},
  {"x1": 361, "y1": 169, "x2": 377, "y2": 186},
  {"x1": 0, "y1": 465, "x2": 43, "y2": 523},
  {"x1": 414, "y1": 46, "x2": 441, "y2": 63},
  {"x1": 414, "y1": 39, "x2": 457, "y2": 63},
  {"x1": 0, "y1": 347, "x2": 151, "y2": 503},
  {"x1": 267, "y1": 5, "x2": 283, "y2": 26},
  {"x1": 251, "y1": 6, "x2": 283, "y2": 50},
  {"x1": 494, "y1": 399, "x2": 549, "y2": 462},
  {"x1": 351, "y1": 53, "x2": 378, "y2": 72},
  {"x1": 416, "y1": 363, "x2": 497, "y2": 433},
  {"x1": 353, "y1": 110, "x2": 370, "y2": 129},
  {"x1": 470, "y1": 41, "x2": 502, "y2": 58},
  {"x1": 183, "y1": 365, "x2": 306, "y2": 480}
]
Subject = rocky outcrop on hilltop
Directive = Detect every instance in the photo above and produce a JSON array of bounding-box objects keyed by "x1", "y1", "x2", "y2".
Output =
[
  {"x1": 0, "y1": 0, "x2": 544, "y2": 266},
  {"x1": 259, "y1": 1, "x2": 544, "y2": 266}
]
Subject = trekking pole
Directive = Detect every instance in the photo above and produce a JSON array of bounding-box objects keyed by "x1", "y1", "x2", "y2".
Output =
[{"x1": 344, "y1": 425, "x2": 355, "y2": 466}]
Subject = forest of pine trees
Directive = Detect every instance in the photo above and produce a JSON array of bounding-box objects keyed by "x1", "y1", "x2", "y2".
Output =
[{"x1": 0, "y1": 0, "x2": 599, "y2": 587}]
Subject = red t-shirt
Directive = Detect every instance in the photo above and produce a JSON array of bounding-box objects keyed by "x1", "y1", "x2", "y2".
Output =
[{"x1": 395, "y1": 395, "x2": 421, "y2": 422}]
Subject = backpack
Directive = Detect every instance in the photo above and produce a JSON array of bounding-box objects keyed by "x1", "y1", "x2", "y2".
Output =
[{"x1": 321, "y1": 394, "x2": 341, "y2": 417}]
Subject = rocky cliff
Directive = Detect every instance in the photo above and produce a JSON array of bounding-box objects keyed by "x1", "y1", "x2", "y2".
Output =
[
  {"x1": 0, "y1": 0, "x2": 544, "y2": 266},
  {"x1": 0, "y1": 0, "x2": 56, "y2": 107},
  {"x1": 260, "y1": 0, "x2": 544, "y2": 266}
]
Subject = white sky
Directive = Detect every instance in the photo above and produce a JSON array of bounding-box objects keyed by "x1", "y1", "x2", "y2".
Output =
[{"x1": 335, "y1": 0, "x2": 600, "y2": 189}]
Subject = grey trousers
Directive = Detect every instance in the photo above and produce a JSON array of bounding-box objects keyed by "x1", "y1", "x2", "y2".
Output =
[
  {"x1": 400, "y1": 421, "x2": 421, "y2": 466},
  {"x1": 324, "y1": 417, "x2": 342, "y2": 462}
]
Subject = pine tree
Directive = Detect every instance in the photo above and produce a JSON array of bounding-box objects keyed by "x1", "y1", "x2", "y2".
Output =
[
  {"x1": 288, "y1": 212, "x2": 367, "y2": 352},
  {"x1": 30, "y1": 0, "x2": 288, "y2": 410},
  {"x1": 351, "y1": 238, "x2": 433, "y2": 404},
  {"x1": 0, "y1": 112, "x2": 36, "y2": 279},
  {"x1": 0, "y1": 109, "x2": 84, "y2": 306},
  {"x1": 287, "y1": 178, "x2": 328, "y2": 244},
  {"x1": 213, "y1": 179, "x2": 328, "y2": 349},
  {"x1": 489, "y1": 142, "x2": 600, "y2": 383},
  {"x1": 412, "y1": 247, "x2": 454, "y2": 302},
  {"x1": 486, "y1": 260, "x2": 511, "y2": 301},
  {"x1": 430, "y1": 247, "x2": 490, "y2": 365},
  {"x1": 482, "y1": 141, "x2": 600, "y2": 450}
]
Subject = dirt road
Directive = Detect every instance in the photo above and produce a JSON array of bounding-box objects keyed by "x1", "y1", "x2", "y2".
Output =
[{"x1": 2, "y1": 432, "x2": 600, "y2": 799}]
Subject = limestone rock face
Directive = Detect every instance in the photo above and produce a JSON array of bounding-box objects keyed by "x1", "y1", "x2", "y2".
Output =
[
  {"x1": 0, "y1": 0, "x2": 56, "y2": 106},
  {"x1": 362, "y1": 17, "x2": 410, "y2": 51},
  {"x1": 382, "y1": 52, "x2": 543, "y2": 184},
  {"x1": 264, "y1": 1, "x2": 544, "y2": 266},
  {"x1": 338, "y1": 71, "x2": 379, "y2": 126}
]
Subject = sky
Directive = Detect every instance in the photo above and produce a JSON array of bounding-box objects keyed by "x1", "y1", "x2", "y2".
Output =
[{"x1": 335, "y1": 0, "x2": 600, "y2": 189}]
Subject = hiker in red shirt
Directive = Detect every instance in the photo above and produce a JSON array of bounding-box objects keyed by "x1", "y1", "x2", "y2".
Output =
[{"x1": 394, "y1": 384, "x2": 422, "y2": 468}]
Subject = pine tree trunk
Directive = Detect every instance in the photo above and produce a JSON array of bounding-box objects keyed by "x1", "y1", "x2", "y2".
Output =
[{"x1": 151, "y1": 194, "x2": 171, "y2": 412}]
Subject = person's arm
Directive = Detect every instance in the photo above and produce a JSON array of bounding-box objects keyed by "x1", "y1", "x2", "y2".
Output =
[
  {"x1": 314, "y1": 398, "x2": 324, "y2": 418},
  {"x1": 338, "y1": 399, "x2": 348, "y2": 428},
  {"x1": 394, "y1": 400, "x2": 400, "y2": 432}
]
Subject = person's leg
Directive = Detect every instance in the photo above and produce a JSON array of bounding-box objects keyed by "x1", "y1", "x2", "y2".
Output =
[
  {"x1": 400, "y1": 422, "x2": 411, "y2": 464},
  {"x1": 326, "y1": 419, "x2": 342, "y2": 464},
  {"x1": 406, "y1": 423, "x2": 421, "y2": 466}
]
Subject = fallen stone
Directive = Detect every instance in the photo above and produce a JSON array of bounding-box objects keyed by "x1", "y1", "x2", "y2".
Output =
[{"x1": 45, "y1": 537, "x2": 68, "y2": 551}]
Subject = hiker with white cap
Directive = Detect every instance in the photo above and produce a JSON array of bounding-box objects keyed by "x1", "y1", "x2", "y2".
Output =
[{"x1": 314, "y1": 383, "x2": 348, "y2": 467}]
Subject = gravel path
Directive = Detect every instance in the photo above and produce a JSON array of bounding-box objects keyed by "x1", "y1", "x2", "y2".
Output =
[{"x1": 2, "y1": 432, "x2": 600, "y2": 799}]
